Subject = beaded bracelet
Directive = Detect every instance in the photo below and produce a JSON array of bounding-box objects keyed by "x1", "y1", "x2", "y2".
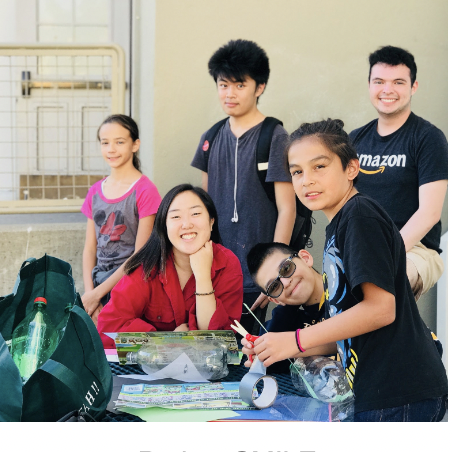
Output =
[
  {"x1": 295, "y1": 329, "x2": 306, "y2": 353},
  {"x1": 195, "y1": 289, "x2": 215, "y2": 296}
]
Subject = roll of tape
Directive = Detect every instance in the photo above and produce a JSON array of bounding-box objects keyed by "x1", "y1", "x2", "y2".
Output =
[
  {"x1": 239, "y1": 357, "x2": 278, "y2": 409},
  {"x1": 239, "y1": 372, "x2": 278, "y2": 409}
]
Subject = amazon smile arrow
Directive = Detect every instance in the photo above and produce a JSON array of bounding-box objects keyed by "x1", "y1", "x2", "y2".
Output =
[{"x1": 359, "y1": 166, "x2": 385, "y2": 175}]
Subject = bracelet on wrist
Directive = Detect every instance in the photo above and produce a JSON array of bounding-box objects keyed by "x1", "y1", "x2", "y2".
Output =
[
  {"x1": 295, "y1": 329, "x2": 306, "y2": 353},
  {"x1": 195, "y1": 289, "x2": 215, "y2": 296}
]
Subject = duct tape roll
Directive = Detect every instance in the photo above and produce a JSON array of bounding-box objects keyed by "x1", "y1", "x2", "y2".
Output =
[{"x1": 239, "y1": 357, "x2": 278, "y2": 409}]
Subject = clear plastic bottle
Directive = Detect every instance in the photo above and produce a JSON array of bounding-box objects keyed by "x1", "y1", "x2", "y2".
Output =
[
  {"x1": 290, "y1": 355, "x2": 354, "y2": 402},
  {"x1": 56, "y1": 302, "x2": 73, "y2": 342},
  {"x1": 11, "y1": 297, "x2": 59, "y2": 383},
  {"x1": 126, "y1": 341, "x2": 229, "y2": 380}
]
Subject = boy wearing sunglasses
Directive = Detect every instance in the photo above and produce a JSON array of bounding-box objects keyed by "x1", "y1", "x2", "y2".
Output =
[
  {"x1": 245, "y1": 242, "x2": 442, "y2": 371},
  {"x1": 246, "y1": 242, "x2": 325, "y2": 372}
]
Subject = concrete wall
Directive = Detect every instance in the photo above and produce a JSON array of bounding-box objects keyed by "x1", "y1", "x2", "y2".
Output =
[
  {"x1": 0, "y1": 222, "x2": 86, "y2": 295},
  {"x1": 151, "y1": 0, "x2": 448, "y2": 195}
]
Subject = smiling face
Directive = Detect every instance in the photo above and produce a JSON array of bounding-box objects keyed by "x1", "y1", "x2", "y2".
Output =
[
  {"x1": 255, "y1": 250, "x2": 317, "y2": 306},
  {"x1": 368, "y1": 63, "x2": 418, "y2": 119},
  {"x1": 166, "y1": 190, "x2": 214, "y2": 257},
  {"x1": 216, "y1": 75, "x2": 265, "y2": 118},
  {"x1": 99, "y1": 122, "x2": 140, "y2": 169},
  {"x1": 288, "y1": 137, "x2": 359, "y2": 221}
]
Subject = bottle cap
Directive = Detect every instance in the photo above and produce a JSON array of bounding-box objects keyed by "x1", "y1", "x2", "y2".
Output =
[{"x1": 34, "y1": 297, "x2": 47, "y2": 304}]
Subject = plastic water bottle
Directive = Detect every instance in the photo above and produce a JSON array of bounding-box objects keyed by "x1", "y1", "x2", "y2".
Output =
[
  {"x1": 11, "y1": 297, "x2": 59, "y2": 383},
  {"x1": 126, "y1": 341, "x2": 229, "y2": 380},
  {"x1": 56, "y1": 303, "x2": 73, "y2": 342}
]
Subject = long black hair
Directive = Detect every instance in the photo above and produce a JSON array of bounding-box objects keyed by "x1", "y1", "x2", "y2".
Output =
[
  {"x1": 125, "y1": 184, "x2": 222, "y2": 279},
  {"x1": 97, "y1": 114, "x2": 141, "y2": 172}
]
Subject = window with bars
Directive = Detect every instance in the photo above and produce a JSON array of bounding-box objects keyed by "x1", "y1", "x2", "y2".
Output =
[{"x1": 0, "y1": 45, "x2": 125, "y2": 212}]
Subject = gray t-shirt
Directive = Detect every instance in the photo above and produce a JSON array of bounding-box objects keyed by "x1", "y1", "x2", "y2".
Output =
[
  {"x1": 81, "y1": 175, "x2": 161, "y2": 272},
  {"x1": 191, "y1": 119, "x2": 290, "y2": 292}
]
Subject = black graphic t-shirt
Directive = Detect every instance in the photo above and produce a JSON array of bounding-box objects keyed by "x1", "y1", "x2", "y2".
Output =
[
  {"x1": 262, "y1": 302, "x2": 325, "y2": 374},
  {"x1": 350, "y1": 112, "x2": 448, "y2": 253},
  {"x1": 323, "y1": 193, "x2": 447, "y2": 413},
  {"x1": 265, "y1": 302, "x2": 325, "y2": 334}
]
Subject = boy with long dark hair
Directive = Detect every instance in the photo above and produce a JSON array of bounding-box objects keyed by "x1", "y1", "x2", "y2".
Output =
[{"x1": 242, "y1": 119, "x2": 447, "y2": 422}]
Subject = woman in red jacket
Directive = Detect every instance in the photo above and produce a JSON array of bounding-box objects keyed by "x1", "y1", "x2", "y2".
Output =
[{"x1": 97, "y1": 184, "x2": 243, "y2": 348}]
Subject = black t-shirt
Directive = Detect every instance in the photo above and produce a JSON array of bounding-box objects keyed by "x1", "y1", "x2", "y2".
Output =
[
  {"x1": 323, "y1": 193, "x2": 447, "y2": 413},
  {"x1": 350, "y1": 112, "x2": 448, "y2": 253},
  {"x1": 264, "y1": 303, "x2": 325, "y2": 334},
  {"x1": 262, "y1": 302, "x2": 325, "y2": 374}
]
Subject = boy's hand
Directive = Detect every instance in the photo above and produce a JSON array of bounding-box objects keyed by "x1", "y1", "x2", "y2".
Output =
[
  {"x1": 250, "y1": 292, "x2": 270, "y2": 311},
  {"x1": 241, "y1": 337, "x2": 256, "y2": 367},
  {"x1": 252, "y1": 332, "x2": 300, "y2": 367}
]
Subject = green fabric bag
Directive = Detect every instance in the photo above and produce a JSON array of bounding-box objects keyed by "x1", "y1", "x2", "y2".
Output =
[{"x1": 0, "y1": 255, "x2": 113, "y2": 422}]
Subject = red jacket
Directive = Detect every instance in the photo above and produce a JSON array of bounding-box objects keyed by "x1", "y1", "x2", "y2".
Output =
[{"x1": 97, "y1": 243, "x2": 243, "y2": 348}]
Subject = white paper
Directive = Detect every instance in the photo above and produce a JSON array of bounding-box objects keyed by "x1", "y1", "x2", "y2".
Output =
[
  {"x1": 118, "y1": 352, "x2": 209, "y2": 383},
  {"x1": 105, "y1": 352, "x2": 119, "y2": 363},
  {"x1": 104, "y1": 332, "x2": 117, "y2": 341}
]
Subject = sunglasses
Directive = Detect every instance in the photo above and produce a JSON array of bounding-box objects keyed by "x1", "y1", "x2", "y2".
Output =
[{"x1": 265, "y1": 253, "x2": 298, "y2": 298}]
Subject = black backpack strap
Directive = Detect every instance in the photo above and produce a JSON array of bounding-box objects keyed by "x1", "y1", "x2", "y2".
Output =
[
  {"x1": 255, "y1": 117, "x2": 313, "y2": 250},
  {"x1": 202, "y1": 118, "x2": 229, "y2": 173},
  {"x1": 255, "y1": 117, "x2": 283, "y2": 204}
]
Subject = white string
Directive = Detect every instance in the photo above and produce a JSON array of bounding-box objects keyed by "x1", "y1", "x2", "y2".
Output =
[
  {"x1": 231, "y1": 137, "x2": 239, "y2": 222},
  {"x1": 25, "y1": 226, "x2": 32, "y2": 259}
]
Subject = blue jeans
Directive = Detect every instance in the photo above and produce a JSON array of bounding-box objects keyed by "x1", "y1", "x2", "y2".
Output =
[{"x1": 354, "y1": 395, "x2": 447, "y2": 422}]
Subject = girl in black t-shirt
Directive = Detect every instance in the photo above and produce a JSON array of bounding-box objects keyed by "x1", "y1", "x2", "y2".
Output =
[{"x1": 241, "y1": 119, "x2": 447, "y2": 422}]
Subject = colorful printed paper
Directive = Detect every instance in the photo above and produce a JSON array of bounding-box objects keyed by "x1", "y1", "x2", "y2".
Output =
[{"x1": 115, "y1": 381, "x2": 256, "y2": 410}]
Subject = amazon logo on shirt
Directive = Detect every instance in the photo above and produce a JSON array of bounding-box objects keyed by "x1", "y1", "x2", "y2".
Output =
[{"x1": 358, "y1": 153, "x2": 407, "y2": 174}]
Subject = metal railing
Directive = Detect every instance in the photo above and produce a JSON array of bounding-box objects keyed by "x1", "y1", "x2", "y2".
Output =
[{"x1": 0, "y1": 44, "x2": 125, "y2": 213}]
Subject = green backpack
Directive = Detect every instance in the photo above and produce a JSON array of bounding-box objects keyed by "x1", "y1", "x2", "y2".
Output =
[{"x1": 0, "y1": 255, "x2": 112, "y2": 422}]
